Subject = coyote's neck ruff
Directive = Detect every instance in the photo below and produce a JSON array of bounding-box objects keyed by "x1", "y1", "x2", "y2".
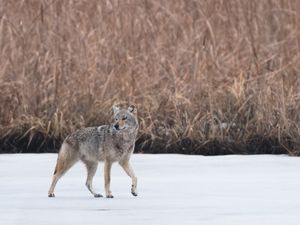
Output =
[
  {"x1": 96, "y1": 122, "x2": 138, "y2": 159},
  {"x1": 48, "y1": 104, "x2": 139, "y2": 198}
]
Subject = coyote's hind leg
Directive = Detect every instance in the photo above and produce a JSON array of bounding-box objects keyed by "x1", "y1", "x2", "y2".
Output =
[
  {"x1": 83, "y1": 160, "x2": 103, "y2": 198},
  {"x1": 48, "y1": 144, "x2": 79, "y2": 197}
]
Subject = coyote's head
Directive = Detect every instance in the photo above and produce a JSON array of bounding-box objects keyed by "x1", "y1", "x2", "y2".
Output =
[{"x1": 112, "y1": 104, "x2": 138, "y2": 131}]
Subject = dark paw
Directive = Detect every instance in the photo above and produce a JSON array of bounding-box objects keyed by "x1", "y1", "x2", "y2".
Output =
[
  {"x1": 106, "y1": 194, "x2": 114, "y2": 198},
  {"x1": 131, "y1": 191, "x2": 138, "y2": 197},
  {"x1": 94, "y1": 193, "x2": 103, "y2": 198},
  {"x1": 48, "y1": 193, "x2": 55, "y2": 198}
]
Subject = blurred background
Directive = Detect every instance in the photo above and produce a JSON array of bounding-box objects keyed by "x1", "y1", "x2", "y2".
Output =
[{"x1": 0, "y1": 0, "x2": 300, "y2": 155}]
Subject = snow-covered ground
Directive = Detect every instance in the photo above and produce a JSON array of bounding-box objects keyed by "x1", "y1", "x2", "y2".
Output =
[{"x1": 0, "y1": 154, "x2": 300, "y2": 225}]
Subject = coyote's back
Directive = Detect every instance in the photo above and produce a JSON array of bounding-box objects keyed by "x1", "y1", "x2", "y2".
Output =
[{"x1": 48, "y1": 105, "x2": 139, "y2": 198}]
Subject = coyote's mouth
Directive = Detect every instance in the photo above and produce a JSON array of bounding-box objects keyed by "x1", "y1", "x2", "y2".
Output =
[{"x1": 113, "y1": 125, "x2": 126, "y2": 131}]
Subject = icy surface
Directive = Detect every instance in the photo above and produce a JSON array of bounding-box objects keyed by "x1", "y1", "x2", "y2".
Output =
[{"x1": 0, "y1": 154, "x2": 300, "y2": 225}]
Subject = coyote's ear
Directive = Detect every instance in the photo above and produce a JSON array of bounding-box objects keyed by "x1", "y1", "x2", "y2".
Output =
[
  {"x1": 113, "y1": 105, "x2": 120, "y2": 115},
  {"x1": 128, "y1": 105, "x2": 137, "y2": 114}
]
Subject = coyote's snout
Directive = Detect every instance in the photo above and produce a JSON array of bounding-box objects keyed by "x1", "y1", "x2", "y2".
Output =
[{"x1": 48, "y1": 104, "x2": 139, "y2": 198}]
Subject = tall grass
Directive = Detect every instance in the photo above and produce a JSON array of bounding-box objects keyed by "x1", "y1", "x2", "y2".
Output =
[{"x1": 1, "y1": 0, "x2": 300, "y2": 155}]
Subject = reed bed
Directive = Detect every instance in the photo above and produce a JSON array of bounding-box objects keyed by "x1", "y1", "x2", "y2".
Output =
[{"x1": 1, "y1": 0, "x2": 300, "y2": 155}]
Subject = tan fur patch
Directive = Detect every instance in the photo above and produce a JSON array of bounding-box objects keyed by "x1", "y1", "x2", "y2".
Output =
[{"x1": 119, "y1": 119, "x2": 126, "y2": 127}]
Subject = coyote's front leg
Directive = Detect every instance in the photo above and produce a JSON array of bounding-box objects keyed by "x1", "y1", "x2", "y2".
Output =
[
  {"x1": 119, "y1": 159, "x2": 138, "y2": 196},
  {"x1": 104, "y1": 160, "x2": 114, "y2": 198}
]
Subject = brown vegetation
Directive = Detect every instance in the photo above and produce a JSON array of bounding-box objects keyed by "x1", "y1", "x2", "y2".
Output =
[{"x1": 1, "y1": 0, "x2": 300, "y2": 155}]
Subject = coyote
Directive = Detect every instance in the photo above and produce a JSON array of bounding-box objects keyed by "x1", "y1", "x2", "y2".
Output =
[{"x1": 48, "y1": 105, "x2": 139, "y2": 198}]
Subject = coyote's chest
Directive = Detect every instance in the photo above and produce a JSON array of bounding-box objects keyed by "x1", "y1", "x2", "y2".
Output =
[
  {"x1": 111, "y1": 132, "x2": 135, "y2": 155},
  {"x1": 96, "y1": 126, "x2": 136, "y2": 161}
]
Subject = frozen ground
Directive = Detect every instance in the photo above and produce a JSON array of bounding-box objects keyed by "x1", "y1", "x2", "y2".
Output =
[{"x1": 0, "y1": 154, "x2": 300, "y2": 225}]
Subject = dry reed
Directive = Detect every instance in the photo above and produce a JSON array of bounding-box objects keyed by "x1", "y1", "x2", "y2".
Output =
[{"x1": 1, "y1": 0, "x2": 300, "y2": 155}]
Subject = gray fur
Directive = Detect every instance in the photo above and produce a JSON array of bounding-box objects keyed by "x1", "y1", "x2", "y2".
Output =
[{"x1": 48, "y1": 105, "x2": 139, "y2": 198}]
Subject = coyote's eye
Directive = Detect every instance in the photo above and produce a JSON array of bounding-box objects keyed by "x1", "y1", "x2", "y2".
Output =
[{"x1": 122, "y1": 117, "x2": 127, "y2": 120}]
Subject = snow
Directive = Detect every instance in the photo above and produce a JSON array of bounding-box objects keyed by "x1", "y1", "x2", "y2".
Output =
[{"x1": 0, "y1": 154, "x2": 300, "y2": 225}]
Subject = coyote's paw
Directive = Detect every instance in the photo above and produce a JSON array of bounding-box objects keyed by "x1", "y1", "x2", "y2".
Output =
[
  {"x1": 106, "y1": 194, "x2": 114, "y2": 198},
  {"x1": 48, "y1": 193, "x2": 55, "y2": 198},
  {"x1": 131, "y1": 185, "x2": 138, "y2": 196},
  {"x1": 131, "y1": 191, "x2": 138, "y2": 197},
  {"x1": 94, "y1": 193, "x2": 103, "y2": 198}
]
